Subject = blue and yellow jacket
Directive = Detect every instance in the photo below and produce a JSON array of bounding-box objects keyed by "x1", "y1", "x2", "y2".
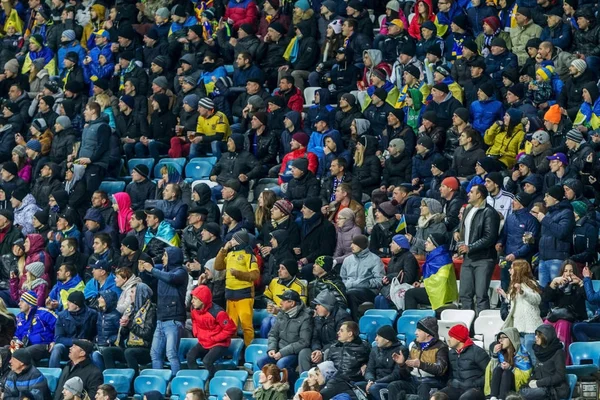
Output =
[
  {"x1": 15, "y1": 307, "x2": 57, "y2": 345},
  {"x1": 48, "y1": 275, "x2": 85, "y2": 311}
]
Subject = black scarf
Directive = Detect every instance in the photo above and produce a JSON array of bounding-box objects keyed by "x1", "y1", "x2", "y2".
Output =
[{"x1": 533, "y1": 338, "x2": 563, "y2": 362}]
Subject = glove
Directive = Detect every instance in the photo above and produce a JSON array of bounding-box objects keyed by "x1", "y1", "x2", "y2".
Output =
[
  {"x1": 529, "y1": 380, "x2": 538, "y2": 388},
  {"x1": 328, "y1": 84, "x2": 336, "y2": 92}
]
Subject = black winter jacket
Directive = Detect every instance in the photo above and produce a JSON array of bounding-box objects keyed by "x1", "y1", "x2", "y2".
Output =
[
  {"x1": 300, "y1": 215, "x2": 337, "y2": 263},
  {"x1": 447, "y1": 343, "x2": 490, "y2": 390},
  {"x1": 49, "y1": 128, "x2": 76, "y2": 165},
  {"x1": 250, "y1": 129, "x2": 279, "y2": 169},
  {"x1": 382, "y1": 151, "x2": 412, "y2": 188},
  {"x1": 353, "y1": 135, "x2": 382, "y2": 195},
  {"x1": 539, "y1": 199, "x2": 575, "y2": 261},
  {"x1": 54, "y1": 359, "x2": 103, "y2": 400},
  {"x1": 285, "y1": 171, "x2": 320, "y2": 210},
  {"x1": 211, "y1": 150, "x2": 261, "y2": 188},
  {"x1": 311, "y1": 305, "x2": 352, "y2": 352},
  {"x1": 320, "y1": 172, "x2": 362, "y2": 204},
  {"x1": 457, "y1": 203, "x2": 501, "y2": 261},
  {"x1": 150, "y1": 247, "x2": 188, "y2": 322},
  {"x1": 327, "y1": 338, "x2": 371, "y2": 381},
  {"x1": 126, "y1": 179, "x2": 156, "y2": 211},
  {"x1": 365, "y1": 342, "x2": 411, "y2": 383},
  {"x1": 181, "y1": 225, "x2": 203, "y2": 264}
]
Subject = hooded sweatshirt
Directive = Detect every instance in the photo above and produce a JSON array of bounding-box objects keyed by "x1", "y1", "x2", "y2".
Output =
[
  {"x1": 113, "y1": 192, "x2": 134, "y2": 234},
  {"x1": 190, "y1": 285, "x2": 237, "y2": 349}
]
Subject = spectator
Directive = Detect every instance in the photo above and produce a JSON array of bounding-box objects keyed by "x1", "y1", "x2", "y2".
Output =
[
  {"x1": 214, "y1": 231, "x2": 259, "y2": 346},
  {"x1": 114, "y1": 267, "x2": 141, "y2": 315},
  {"x1": 388, "y1": 317, "x2": 449, "y2": 400},
  {"x1": 333, "y1": 208, "x2": 362, "y2": 264},
  {"x1": 49, "y1": 291, "x2": 98, "y2": 368},
  {"x1": 101, "y1": 283, "x2": 155, "y2": 374},
  {"x1": 127, "y1": 211, "x2": 148, "y2": 251},
  {"x1": 485, "y1": 172, "x2": 514, "y2": 222},
  {"x1": 485, "y1": 328, "x2": 533, "y2": 399},
  {"x1": 153, "y1": 183, "x2": 188, "y2": 230},
  {"x1": 406, "y1": 198, "x2": 447, "y2": 256},
  {"x1": 54, "y1": 340, "x2": 103, "y2": 400},
  {"x1": 340, "y1": 234, "x2": 385, "y2": 319},
  {"x1": 439, "y1": 177, "x2": 464, "y2": 232},
  {"x1": 4, "y1": 348, "x2": 51, "y2": 400},
  {"x1": 143, "y1": 208, "x2": 181, "y2": 264},
  {"x1": 518, "y1": 325, "x2": 568, "y2": 400},
  {"x1": 10, "y1": 188, "x2": 41, "y2": 235},
  {"x1": 320, "y1": 158, "x2": 361, "y2": 206},
  {"x1": 381, "y1": 138, "x2": 412, "y2": 191},
  {"x1": 323, "y1": 183, "x2": 365, "y2": 230},
  {"x1": 299, "y1": 290, "x2": 351, "y2": 372},
  {"x1": 125, "y1": 166, "x2": 156, "y2": 211},
  {"x1": 138, "y1": 247, "x2": 188, "y2": 375},
  {"x1": 284, "y1": 158, "x2": 321, "y2": 211},
  {"x1": 574, "y1": 266, "x2": 600, "y2": 341},
  {"x1": 309, "y1": 256, "x2": 348, "y2": 309},
  {"x1": 77, "y1": 102, "x2": 111, "y2": 198},
  {"x1": 455, "y1": 184, "x2": 500, "y2": 313},
  {"x1": 221, "y1": 180, "x2": 255, "y2": 228},
  {"x1": 571, "y1": 201, "x2": 597, "y2": 264},
  {"x1": 188, "y1": 285, "x2": 236, "y2": 376},
  {"x1": 255, "y1": 364, "x2": 289, "y2": 400},
  {"x1": 510, "y1": 8, "x2": 542, "y2": 66},
  {"x1": 9, "y1": 261, "x2": 49, "y2": 307},
  {"x1": 471, "y1": 82, "x2": 504, "y2": 136},
  {"x1": 533, "y1": 185, "x2": 575, "y2": 287},
  {"x1": 377, "y1": 234, "x2": 420, "y2": 308},
  {"x1": 191, "y1": 183, "x2": 220, "y2": 224},
  {"x1": 315, "y1": 360, "x2": 358, "y2": 400},
  {"x1": 210, "y1": 134, "x2": 261, "y2": 199},
  {"x1": 83, "y1": 258, "x2": 121, "y2": 304},
  {"x1": 48, "y1": 260, "x2": 86, "y2": 309},
  {"x1": 260, "y1": 289, "x2": 312, "y2": 377},
  {"x1": 412, "y1": 136, "x2": 438, "y2": 190},
  {"x1": 298, "y1": 198, "x2": 337, "y2": 271},
  {"x1": 91, "y1": 291, "x2": 120, "y2": 369}
]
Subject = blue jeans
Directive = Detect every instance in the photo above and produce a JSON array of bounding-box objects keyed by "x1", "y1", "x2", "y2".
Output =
[
  {"x1": 573, "y1": 322, "x2": 600, "y2": 341},
  {"x1": 91, "y1": 349, "x2": 105, "y2": 370},
  {"x1": 369, "y1": 383, "x2": 390, "y2": 400},
  {"x1": 135, "y1": 141, "x2": 169, "y2": 160},
  {"x1": 586, "y1": 56, "x2": 600, "y2": 80},
  {"x1": 49, "y1": 343, "x2": 68, "y2": 368},
  {"x1": 210, "y1": 185, "x2": 223, "y2": 202},
  {"x1": 150, "y1": 320, "x2": 183, "y2": 375},
  {"x1": 538, "y1": 259, "x2": 562, "y2": 288},
  {"x1": 260, "y1": 316, "x2": 276, "y2": 338},
  {"x1": 521, "y1": 333, "x2": 536, "y2": 365},
  {"x1": 374, "y1": 294, "x2": 393, "y2": 309},
  {"x1": 189, "y1": 141, "x2": 223, "y2": 159},
  {"x1": 257, "y1": 354, "x2": 298, "y2": 386}
]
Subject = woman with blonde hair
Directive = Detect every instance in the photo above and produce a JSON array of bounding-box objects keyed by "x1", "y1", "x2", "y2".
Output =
[
  {"x1": 9, "y1": 261, "x2": 48, "y2": 307},
  {"x1": 498, "y1": 260, "x2": 543, "y2": 335},
  {"x1": 114, "y1": 267, "x2": 141, "y2": 314},
  {"x1": 353, "y1": 134, "x2": 381, "y2": 196},
  {"x1": 96, "y1": 93, "x2": 116, "y2": 130},
  {"x1": 255, "y1": 364, "x2": 289, "y2": 400},
  {"x1": 255, "y1": 190, "x2": 277, "y2": 231},
  {"x1": 28, "y1": 58, "x2": 49, "y2": 97}
]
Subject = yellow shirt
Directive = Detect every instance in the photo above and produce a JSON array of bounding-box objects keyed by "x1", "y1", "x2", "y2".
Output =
[
  {"x1": 196, "y1": 111, "x2": 231, "y2": 141},
  {"x1": 264, "y1": 277, "x2": 308, "y2": 305}
]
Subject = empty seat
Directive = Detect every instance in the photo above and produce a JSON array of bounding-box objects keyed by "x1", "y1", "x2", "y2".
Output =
[
  {"x1": 401, "y1": 310, "x2": 435, "y2": 318},
  {"x1": 99, "y1": 181, "x2": 126, "y2": 195},
  {"x1": 209, "y1": 376, "x2": 244, "y2": 400},
  {"x1": 364, "y1": 309, "x2": 398, "y2": 323},
  {"x1": 170, "y1": 375, "x2": 206, "y2": 400},
  {"x1": 185, "y1": 160, "x2": 213, "y2": 181},
  {"x1": 103, "y1": 368, "x2": 135, "y2": 395},
  {"x1": 214, "y1": 370, "x2": 248, "y2": 382},
  {"x1": 39, "y1": 367, "x2": 62, "y2": 395},
  {"x1": 244, "y1": 344, "x2": 268, "y2": 371},
  {"x1": 134, "y1": 375, "x2": 167, "y2": 397},
  {"x1": 176, "y1": 370, "x2": 210, "y2": 381},
  {"x1": 563, "y1": 374, "x2": 577, "y2": 400},
  {"x1": 473, "y1": 315, "x2": 503, "y2": 350},
  {"x1": 359, "y1": 315, "x2": 393, "y2": 342},
  {"x1": 139, "y1": 369, "x2": 172, "y2": 382},
  {"x1": 479, "y1": 309, "x2": 501, "y2": 318},
  {"x1": 440, "y1": 310, "x2": 476, "y2": 330},
  {"x1": 567, "y1": 341, "x2": 600, "y2": 377}
]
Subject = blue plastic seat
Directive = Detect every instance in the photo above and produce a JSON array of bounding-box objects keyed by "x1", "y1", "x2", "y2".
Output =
[
  {"x1": 567, "y1": 342, "x2": 600, "y2": 377},
  {"x1": 185, "y1": 160, "x2": 213, "y2": 181},
  {"x1": 396, "y1": 315, "x2": 422, "y2": 345},
  {"x1": 139, "y1": 369, "x2": 172, "y2": 382},
  {"x1": 103, "y1": 369, "x2": 135, "y2": 395},
  {"x1": 253, "y1": 371, "x2": 260, "y2": 388},
  {"x1": 7, "y1": 308, "x2": 19, "y2": 316},
  {"x1": 243, "y1": 344, "x2": 268, "y2": 371},
  {"x1": 216, "y1": 338, "x2": 244, "y2": 369},
  {"x1": 251, "y1": 338, "x2": 268, "y2": 345},
  {"x1": 295, "y1": 378, "x2": 306, "y2": 392},
  {"x1": 189, "y1": 156, "x2": 217, "y2": 166},
  {"x1": 171, "y1": 375, "x2": 206, "y2": 399},
  {"x1": 401, "y1": 310, "x2": 436, "y2": 318},
  {"x1": 178, "y1": 338, "x2": 199, "y2": 364},
  {"x1": 176, "y1": 370, "x2": 210, "y2": 381},
  {"x1": 39, "y1": 367, "x2": 62, "y2": 395},
  {"x1": 253, "y1": 309, "x2": 270, "y2": 328},
  {"x1": 128, "y1": 158, "x2": 155, "y2": 177},
  {"x1": 209, "y1": 376, "x2": 244, "y2": 400},
  {"x1": 99, "y1": 181, "x2": 126, "y2": 195},
  {"x1": 133, "y1": 375, "x2": 167, "y2": 397},
  {"x1": 359, "y1": 315, "x2": 393, "y2": 342},
  {"x1": 214, "y1": 370, "x2": 248, "y2": 382},
  {"x1": 562, "y1": 374, "x2": 577, "y2": 400},
  {"x1": 153, "y1": 160, "x2": 185, "y2": 179},
  {"x1": 364, "y1": 309, "x2": 398, "y2": 323},
  {"x1": 299, "y1": 371, "x2": 309, "y2": 379}
]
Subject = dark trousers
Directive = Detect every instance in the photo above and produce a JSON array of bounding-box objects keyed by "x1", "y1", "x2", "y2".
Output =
[
  {"x1": 404, "y1": 288, "x2": 431, "y2": 310},
  {"x1": 520, "y1": 387, "x2": 551, "y2": 400},
  {"x1": 439, "y1": 387, "x2": 485, "y2": 400},
  {"x1": 347, "y1": 288, "x2": 376, "y2": 321},
  {"x1": 186, "y1": 343, "x2": 228, "y2": 376},
  {"x1": 490, "y1": 367, "x2": 515, "y2": 399},
  {"x1": 102, "y1": 346, "x2": 152, "y2": 375},
  {"x1": 25, "y1": 344, "x2": 50, "y2": 366},
  {"x1": 572, "y1": 322, "x2": 600, "y2": 341},
  {"x1": 84, "y1": 164, "x2": 105, "y2": 199},
  {"x1": 388, "y1": 379, "x2": 440, "y2": 400},
  {"x1": 459, "y1": 257, "x2": 495, "y2": 314}
]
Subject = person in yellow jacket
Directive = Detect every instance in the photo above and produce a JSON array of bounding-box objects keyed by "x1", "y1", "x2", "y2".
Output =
[
  {"x1": 260, "y1": 259, "x2": 308, "y2": 338},
  {"x1": 189, "y1": 97, "x2": 231, "y2": 158},
  {"x1": 214, "y1": 230, "x2": 259, "y2": 346},
  {"x1": 484, "y1": 108, "x2": 525, "y2": 168}
]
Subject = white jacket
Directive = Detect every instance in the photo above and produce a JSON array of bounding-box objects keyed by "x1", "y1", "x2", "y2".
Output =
[{"x1": 502, "y1": 284, "x2": 544, "y2": 334}]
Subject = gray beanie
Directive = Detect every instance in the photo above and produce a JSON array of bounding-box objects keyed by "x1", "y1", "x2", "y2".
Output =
[
  {"x1": 155, "y1": 7, "x2": 170, "y2": 19},
  {"x1": 56, "y1": 116, "x2": 71, "y2": 129},
  {"x1": 153, "y1": 76, "x2": 169, "y2": 90},
  {"x1": 248, "y1": 95, "x2": 265, "y2": 109},
  {"x1": 421, "y1": 198, "x2": 443, "y2": 215},
  {"x1": 12, "y1": 145, "x2": 26, "y2": 158},
  {"x1": 64, "y1": 377, "x2": 83, "y2": 397},
  {"x1": 25, "y1": 262, "x2": 45, "y2": 278},
  {"x1": 389, "y1": 138, "x2": 405, "y2": 153}
]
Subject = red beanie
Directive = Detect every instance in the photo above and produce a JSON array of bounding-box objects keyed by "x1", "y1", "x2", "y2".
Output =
[
  {"x1": 448, "y1": 324, "x2": 470, "y2": 342},
  {"x1": 441, "y1": 177, "x2": 459, "y2": 192}
]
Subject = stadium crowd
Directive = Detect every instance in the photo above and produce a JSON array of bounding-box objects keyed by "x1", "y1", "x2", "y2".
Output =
[{"x1": 0, "y1": 0, "x2": 598, "y2": 399}]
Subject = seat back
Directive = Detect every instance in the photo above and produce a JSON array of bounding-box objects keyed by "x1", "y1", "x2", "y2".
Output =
[
  {"x1": 563, "y1": 374, "x2": 578, "y2": 400},
  {"x1": 134, "y1": 375, "x2": 167, "y2": 396},
  {"x1": 127, "y1": 158, "x2": 155, "y2": 177},
  {"x1": 396, "y1": 315, "x2": 422, "y2": 345},
  {"x1": 478, "y1": 309, "x2": 501, "y2": 318},
  {"x1": 139, "y1": 369, "x2": 172, "y2": 382},
  {"x1": 437, "y1": 321, "x2": 467, "y2": 342},
  {"x1": 295, "y1": 378, "x2": 306, "y2": 392},
  {"x1": 359, "y1": 315, "x2": 393, "y2": 342},
  {"x1": 474, "y1": 315, "x2": 503, "y2": 349},
  {"x1": 364, "y1": 309, "x2": 398, "y2": 324},
  {"x1": 209, "y1": 377, "x2": 244, "y2": 399},
  {"x1": 440, "y1": 310, "x2": 476, "y2": 330},
  {"x1": 244, "y1": 344, "x2": 268, "y2": 372},
  {"x1": 153, "y1": 162, "x2": 183, "y2": 181},
  {"x1": 569, "y1": 342, "x2": 600, "y2": 366},
  {"x1": 171, "y1": 376, "x2": 206, "y2": 397},
  {"x1": 401, "y1": 310, "x2": 435, "y2": 318},
  {"x1": 178, "y1": 338, "x2": 199, "y2": 363},
  {"x1": 303, "y1": 87, "x2": 320, "y2": 109},
  {"x1": 99, "y1": 181, "x2": 126, "y2": 196},
  {"x1": 39, "y1": 368, "x2": 62, "y2": 395},
  {"x1": 214, "y1": 370, "x2": 248, "y2": 382},
  {"x1": 176, "y1": 370, "x2": 210, "y2": 381},
  {"x1": 185, "y1": 160, "x2": 213, "y2": 180}
]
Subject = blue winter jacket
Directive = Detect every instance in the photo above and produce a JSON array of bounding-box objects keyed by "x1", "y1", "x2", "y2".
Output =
[
  {"x1": 540, "y1": 21, "x2": 572, "y2": 51},
  {"x1": 539, "y1": 199, "x2": 575, "y2": 261},
  {"x1": 233, "y1": 64, "x2": 264, "y2": 87},
  {"x1": 57, "y1": 42, "x2": 86, "y2": 75},
  {"x1": 151, "y1": 247, "x2": 189, "y2": 322},
  {"x1": 305, "y1": 89, "x2": 336, "y2": 134},
  {"x1": 467, "y1": 4, "x2": 496, "y2": 36},
  {"x1": 320, "y1": 130, "x2": 350, "y2": 178},
  {"x1": 96, "y1": 290, "x2": 121, "y2": 346},
  {"x1": 84, "y1": 273, "x2": 122, "y2": 300},
  {"x1": 154, "y1": 199, "x2": 188, "y2": 230},
  {"x1": 54, "y1": 305, "x2": 98, "y2": 346},
  {"x1": 412, "y1": 149, "x2": 439, "y2": 188},
  {"x1": 500, "y1": 208, "x2": 540, "y2": 260},
  {"x1": 470, "y1": 98, "x2": 504, "y2": 135},
  {"x1": 15, "y1": 307, "x2": 57, "y2": 345},
  {"x1": 485, "y1": 51, "x2": 518, "y2": 88}
]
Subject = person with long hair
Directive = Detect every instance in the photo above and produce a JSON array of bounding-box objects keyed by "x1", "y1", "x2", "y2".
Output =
[
  {"x1": 0, "y1": 298, "x2": 16, "y2": 346},
  {"x1": 114, "y1": 267, "x2": 141, "y2": 315},
  {"x1": 485, "y1": 327, "x2": 532, "y2": 400},
  {"x1": 405, "y1": 198, "x2": 447, "y2": 257},
  {"x1": 408, "y1": 0, "x2": 435, "y2": 40},
  {"x1": 27, "y1": 58, "x2": 49, "y2": 98},
  {"x1": 498, "y1": 260, "x2": 543, "y2": 336},
  {"x1": 255, "y1": 190, "x2": 277, "y2": 231},
  {"x1": 484, "y1": 109, "x2": 526, "y2": 168},
  {"x1": 63, "y1": 164, "x2": 87, "y2": 218},
  {"x1": 11, "y1": 146, "x2": 31, "y2": 184},
  {"x1": 333, "y1": 208, "x2": 362, "y2": 264},
  {"x1": 519, "y1": 325, "x2": 569, "y2": 400},
  {"x1": 9, "y1": 262, "x2": 48, "y2": 307},
  {"x1": 111, "y1": 192, "x2": 134, "y2": 235},
  {"x1": 365, "y1": 189, "x2": 388, "y2": 234},
  {"x1": 353, "y1": 135, "x2": 382, "y2": 196},
  {"x1": 542, "y1": 259, "x2": 587, "y2": 365},
  {"x1": 255, "y1": 364, "x2": 289, "y2": 400}
]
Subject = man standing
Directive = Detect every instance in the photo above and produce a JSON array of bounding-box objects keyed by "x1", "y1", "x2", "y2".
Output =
[
  {"x1": 455, "y1": 184, "x2": 500, "y2": 314},
  {"x1": 139, "y1": 248, "x2": 188, "y2": 376},
  {"x1": 77, "y1": 102, "x2": 110, "y2": 197}
]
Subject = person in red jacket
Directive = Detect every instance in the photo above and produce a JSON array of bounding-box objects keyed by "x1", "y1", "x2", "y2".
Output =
[
  {"x1": 188, "y1": 285, "x2": 237, "y2": 376},
  {"x1": 274, "y1": 76, "x2": 304, "y2": 113},
  {"x1": 277, "y1": 132, "x2": 319, "y2": 184},
  {"x1": 224, "y1": 0, "x2": 259, "y2": 30}
]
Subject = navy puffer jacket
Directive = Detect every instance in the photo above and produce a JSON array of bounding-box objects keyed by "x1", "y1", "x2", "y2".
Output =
[
  {"x1": 539, "y1": 199, "x2": 575, "y2": 261},
  {"x1": 96, "y1": 290, "x2": 121, "y2": 346}
]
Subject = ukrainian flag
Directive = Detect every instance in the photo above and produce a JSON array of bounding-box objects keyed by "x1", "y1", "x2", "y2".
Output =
[
  {"x1": 422, "y1": 245, "x2": 458, "y2": 310},
  {"x1": 395, "y1": 214, "x2": 407, "y2": 233},
  {"x1": 574, "y1": 97, "x2": 600, "y2": 130}
]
